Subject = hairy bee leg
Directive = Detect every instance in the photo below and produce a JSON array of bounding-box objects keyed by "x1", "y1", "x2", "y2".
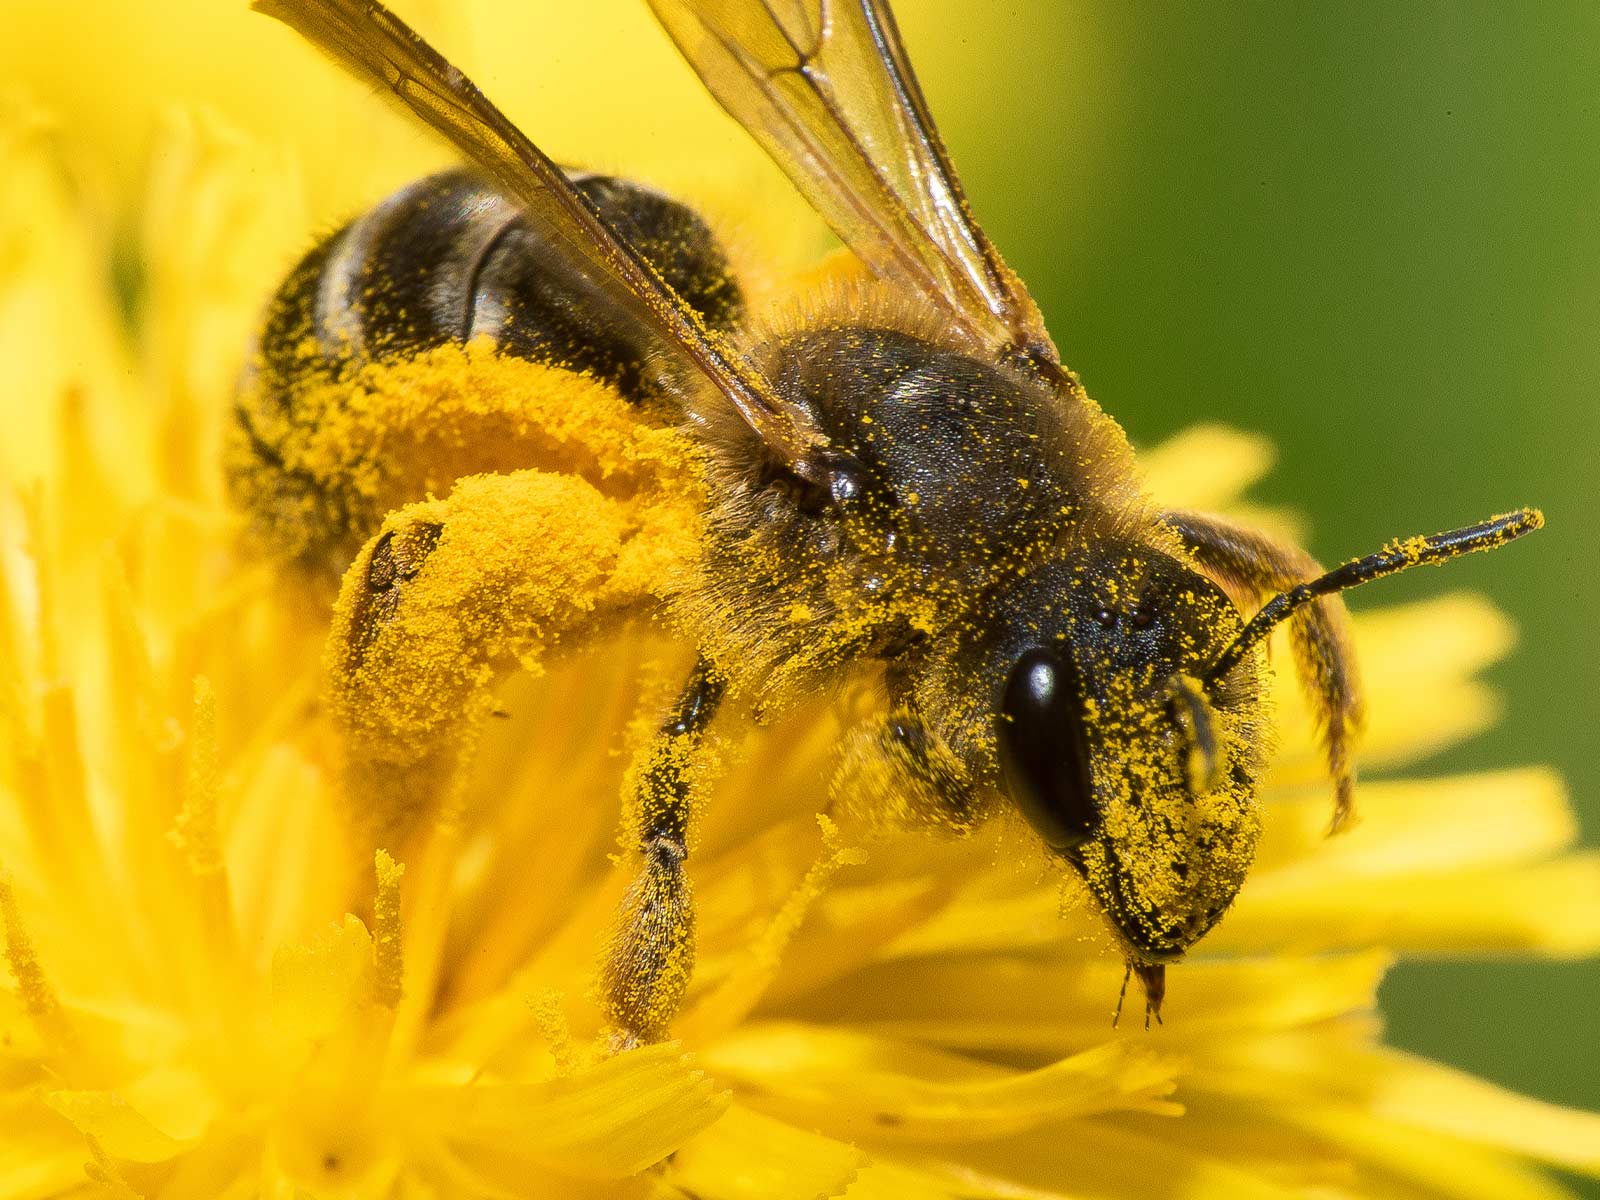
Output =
[
  {"x1": 829, "y1": 704, "x2": 990, "y2": 836},
  {"x1": 602, "y1": 657, "x2": 725, "y2": 1046},
  {"x1": 327, "y1": 467, "x2": 696, "y2": 850},
  {"x1": 1163, "y1": 510, "x2": 1363, "y2": 831}
]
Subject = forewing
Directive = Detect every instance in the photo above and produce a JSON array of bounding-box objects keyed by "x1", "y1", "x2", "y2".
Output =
[
  {"x1": 649, "y1": 0, "x2": 1057, "y2": 368},
  {"x1": 254, "y1": 0, "x2": 825, "y2": 474}
]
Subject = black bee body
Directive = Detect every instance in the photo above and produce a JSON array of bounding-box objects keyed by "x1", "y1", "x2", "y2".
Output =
[
  {"x1": 244, "y1": 0, "x2": 1541, "y2": 1037},
  {"x1": 696, "y1": 324, "x2": 1139, "y2": 702},
  {"x1": 233, "y1": 165, "x2": 1267, "y2": 971},
  {"x1": 257, "y1": 167, "x2": 742, "y2": 391},
  {"x1": 683, "y1": 320, "x2": 1267, "y2": 967}
]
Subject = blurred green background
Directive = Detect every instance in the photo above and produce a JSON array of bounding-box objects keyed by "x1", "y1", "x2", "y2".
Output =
[{"x1": 899, "y1": 0, "x2": 1597, "y2": 1175}]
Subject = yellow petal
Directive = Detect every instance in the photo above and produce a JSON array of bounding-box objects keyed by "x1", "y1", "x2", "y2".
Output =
[
  {"x1": 858, "y1": 824, "x2": 1077, "y2": 964},
  {"x1": 667, "y1": 1105, "x2": 864, "y2": 1200},
  {"x1": 1295, "y1": 1107, "x2": 1581, "y2": 1200},
  {"x1": 683, "y1": 817, "x2": 867, "y2": 1040},
  {"x1": 1269, "y1": 594, "x2": 1514, "y2": 785},
  {"x1": 956, "y1": 1117, "x2": 1302, "y2": 1200},
  {"x1": 1187, "y1": 1035, "x2": 1600, "y2": 1192},
  {"x1": 1220, "y1": 768, "x2": 1600, "y2": 957},
  {"x1": 747, "y1": 874, "x2": 953, "y2": 1015},
  {"x1": 117, "y1": 1064, "x2": 216, "y2": 1145},
  {"x1": 1123, "y1": 1082, "x2": 1576, "y2": 1200},
  {"x1": 704, "y1": 1022, "x2": 1178, "y2": 1141},
  {"x1": 138, "y1": 107, "x2": 307, "y2": 502},
  {"x1": 155, "y1": 1133, "x2": 265, "y2": 1200},
  {"x1": 434, "y1": 645, "x2": 654, "y2": 1010},
  {"x1": 270, "y1": 914, "x2": 374, "y2": 1042},
  {"x1": 1362, "y1": 1051, "x2": 1600, "y2": 1176},
  {"x1": 0, "y1": 99, "x2": 139, "y2": 498},
  {"x1": 228, "y1": 744, "x2": 356, "y2": 965},
  {"x1": 0, "y1": 1094, "x2": 87, "y2": 1198},
  {"x1": 831, "y1": 1160, "x2": 970, "y2": 1200},
  {"x1": 84, "y1": 1140, "x2": 146, "y2": 1200},
  {"x1": 410, "y1": 1043, "x2": 726, "y2": 1178},
  {"x1": 1251, "y1": 768, "x2": 1575, "y2": 878},
  {"x1": 690, "y1": 816, "x2": 837, "y2": 987},
  {"x1": 1140, "y1": 425, "x2": 1275, "y2": 511},
  {"x1": 411, "y1": 1140, "x2": 624, "y2": 1200},
  {"x1": 43, "y1": 1089, "x2": 188, "y2": 1164},
  {"x1": 781, "y1": 951, "x2": 1389, "y2": 1057}
]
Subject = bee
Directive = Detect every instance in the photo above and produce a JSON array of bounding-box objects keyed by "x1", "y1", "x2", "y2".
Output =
[{"x1": 235, "y1": 0, "x2": 1542, "y2": 1040}]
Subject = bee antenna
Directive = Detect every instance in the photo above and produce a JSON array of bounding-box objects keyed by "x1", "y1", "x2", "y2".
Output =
[{"x1": 1203, "y1": 507, "x2": 1544, "y2": 687}]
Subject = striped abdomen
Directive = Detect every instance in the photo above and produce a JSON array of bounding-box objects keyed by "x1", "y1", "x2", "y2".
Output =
[{"x1": 229, "y1": 169, "x2": 742, "y2": 569}]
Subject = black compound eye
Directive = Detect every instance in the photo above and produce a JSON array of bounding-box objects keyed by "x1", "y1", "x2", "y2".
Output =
[{"x1": 997, "y1": 647, "x2": 1097, "y2": 851}]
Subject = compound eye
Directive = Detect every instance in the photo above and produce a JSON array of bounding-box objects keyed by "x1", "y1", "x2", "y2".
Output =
[{"x1": 997, "y1": 647, "x2": 1097, "y2": 851}]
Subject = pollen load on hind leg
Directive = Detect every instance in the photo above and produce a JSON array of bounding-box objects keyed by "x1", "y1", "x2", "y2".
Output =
[{"x1": 227, "y1": 168, "x2": 744, "y2": 570}]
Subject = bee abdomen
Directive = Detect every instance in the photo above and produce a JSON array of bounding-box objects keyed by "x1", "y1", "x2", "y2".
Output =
[
  {"x1": 232, "y1": 169, "x2": 741, "y2": 568},
  {"x1": 286, "y1": 170, "x2": 740, "y2": 389}
]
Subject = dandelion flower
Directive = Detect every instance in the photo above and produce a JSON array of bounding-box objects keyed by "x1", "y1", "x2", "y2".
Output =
[{"x1": 3, "y1": 4, "x2": 1600, "y2": 1198}]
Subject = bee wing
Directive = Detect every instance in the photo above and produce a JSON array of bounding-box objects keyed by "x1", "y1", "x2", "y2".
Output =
[
  {"x1": 648, "y1": 0, "x2": 1058, "y2": 371},
  {"x1": 254, "y1": 0, "x2": 827, "y2": 476}
]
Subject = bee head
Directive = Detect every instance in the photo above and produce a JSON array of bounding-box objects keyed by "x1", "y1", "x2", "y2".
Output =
[{"x1": 989, "y1": 540, "x2": 1268, "y2": 965}]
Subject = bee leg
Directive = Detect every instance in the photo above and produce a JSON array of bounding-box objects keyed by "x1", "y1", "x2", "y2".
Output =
[
  {"x1": 602, "y1": 657, "x2": 725, "y2": 1046},
  {"x1": 327, "y1": 467, "x2": 689, "y2": 851},
  {"x1": 1163, "y1": 509, "x2": 1364, "y2": 832},
  {"x1": 830, "y1": 704, "x2": 991, "y2": 836}
]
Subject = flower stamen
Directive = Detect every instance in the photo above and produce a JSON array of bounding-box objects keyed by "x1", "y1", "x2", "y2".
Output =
[
  {"x1": 680, "y1": 815, "x2": 866, "y2": 1040},
  {"x1": 0, "y1": 871, "x2": 74, "y2": 1053},
  {"x1": 373, "y1": 849, "x2": 405, "y2": 1010}
]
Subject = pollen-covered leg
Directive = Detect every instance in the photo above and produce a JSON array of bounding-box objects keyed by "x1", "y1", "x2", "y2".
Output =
[
  {"x1": 230, "y1": 340, "x2": 703, "y2": 575},
  {"x1": 1164, "y1": 510, "x2": 1364, "y2": 831},
  {"x1": 829, "y1": 708, "x2": 989, "y2": 837},
  {"x1": 602, "y1": 659, "x2": 725, "y2": 1045},
  {"x1": 327, "y1": 466, "x2": 698, "y2": 848}
]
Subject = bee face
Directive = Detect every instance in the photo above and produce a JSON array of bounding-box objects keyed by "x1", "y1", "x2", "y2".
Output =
[{"x1": 992, "y1": 542, "x2": 1267, "y2": 962}]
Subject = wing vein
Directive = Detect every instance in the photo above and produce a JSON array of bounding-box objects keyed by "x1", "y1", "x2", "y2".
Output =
[{"x1": 648, "y1": 0, "x2": 1060, "y2": 369}]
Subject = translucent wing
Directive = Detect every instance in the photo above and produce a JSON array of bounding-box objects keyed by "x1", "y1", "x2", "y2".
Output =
[
  {"x1": 254, "y1": 0, "x2": 827, "y2": 477},
  {"x1": 648, "y1": 0, "x2": 1060, "y2": 374}
]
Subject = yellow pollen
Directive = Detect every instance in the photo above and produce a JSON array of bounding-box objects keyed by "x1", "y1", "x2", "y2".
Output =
[
  {"x1": 170, "y1": 676, "x2": 223, "y2": 876},
  {"x1": 0, "y1": 873, "x2": 71, "y2": 1049},
  {"x1": 373, "y1": 849, "x2": 406, "y2": 1010},
  {"x1": 531, "y1": 990, "x2": 582, "y2": 1077},
  {"x1": 84, "y1": 1142, "x2": 141, "y2": 1199}
]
